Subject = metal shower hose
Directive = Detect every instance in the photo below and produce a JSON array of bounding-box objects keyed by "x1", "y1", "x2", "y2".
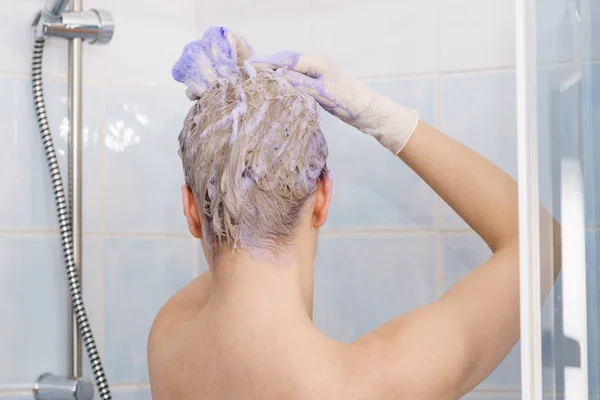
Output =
[{"x1": 32, "y1": 37, "x2": 112, "y2": 400}]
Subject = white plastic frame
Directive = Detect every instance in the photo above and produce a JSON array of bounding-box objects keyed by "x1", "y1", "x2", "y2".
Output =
[{"x1": 515, "y1": 0, "x2": 543, "y2": 398}]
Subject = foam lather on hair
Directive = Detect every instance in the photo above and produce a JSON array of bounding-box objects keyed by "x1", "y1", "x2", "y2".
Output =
[
  {"x1": 178, "y1": 66, "x2": 328, "y2": 256},
  {"x1": 172, "y1": 26, "x2": 255, "y2": 99}
]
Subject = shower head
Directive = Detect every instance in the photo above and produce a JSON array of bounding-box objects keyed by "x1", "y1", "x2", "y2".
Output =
[{"x1": 43, "y1": 0, "x2": 70, "y2": 20}]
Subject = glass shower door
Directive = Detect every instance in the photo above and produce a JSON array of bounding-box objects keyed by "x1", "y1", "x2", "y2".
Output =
[{"x1": 516, "y1": 0, "x2": 599, "y2": 398}]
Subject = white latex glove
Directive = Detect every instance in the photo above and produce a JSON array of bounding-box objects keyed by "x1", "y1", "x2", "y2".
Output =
[
  {"x1": 172, "y1": 27, "x2": 255, "y2": 100},
  {"x1": 248, "y1": 52, "x2": 420, "y2": 154}
]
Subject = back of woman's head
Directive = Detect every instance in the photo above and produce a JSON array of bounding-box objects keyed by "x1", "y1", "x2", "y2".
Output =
[{"x1": 178, "y1": 69, "x2": 328, "y2": 256}]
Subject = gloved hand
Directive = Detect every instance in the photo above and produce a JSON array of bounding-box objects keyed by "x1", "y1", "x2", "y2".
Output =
[
  {"x1": 248, "y1": 52, "x2": 420, "y2": 154},
  {"x1": 172, "y1": 27, "x2": 255, "y2": 100}
]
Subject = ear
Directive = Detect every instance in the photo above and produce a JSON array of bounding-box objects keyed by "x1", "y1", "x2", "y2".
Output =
[
  {"x1": 312, "y1": 171, "x2": 332, "y2": 229},
  {"x1": 182, "y1": 185, "x2": 203, "y2": 239}
]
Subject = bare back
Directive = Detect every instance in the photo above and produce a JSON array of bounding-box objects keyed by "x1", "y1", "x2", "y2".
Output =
[
  {"x1": 147, "y1": 245, "x2": 523, "y2": 400},
  {"x1": 149, "y1": 121, "x2": 556, "y2": 399},
  {"x1": 148, "y1": 272, "x2": 356, "y2": 400}
]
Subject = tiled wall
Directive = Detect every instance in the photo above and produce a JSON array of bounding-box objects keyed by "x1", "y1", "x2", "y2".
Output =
[{"x1": 0, "y1": 0, "x2": 597, "y2": 399}]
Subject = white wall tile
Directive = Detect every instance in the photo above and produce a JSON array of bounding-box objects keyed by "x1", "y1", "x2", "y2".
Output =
[
  {"x1": 0, "y1": 0, "x2": 104, "y2": 81},
  {"x1": 101, "y1": 0, "x2": 198, "y2": 87},
  {"x1": 439, "y1": 0, "x2": 515, "y2": 71},
  {"x1": 196, "y1": 0, "x2": 312, "y2": 56},
  {"x1": 311, "y1": 0, "x2": 438, "y2": 77}
]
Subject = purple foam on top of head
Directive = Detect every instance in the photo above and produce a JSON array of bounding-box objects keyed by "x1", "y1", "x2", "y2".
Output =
[{"x1": 171, "y1": 26, "x2": 241, "y2": 98}]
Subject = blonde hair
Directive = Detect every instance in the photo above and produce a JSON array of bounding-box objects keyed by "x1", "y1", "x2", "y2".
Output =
[{"x1": 178, "y1": 69, "x2": 328, "y2": 256}]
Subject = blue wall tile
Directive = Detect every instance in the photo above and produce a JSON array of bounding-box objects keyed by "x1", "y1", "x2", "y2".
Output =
[
  {"x1": 367, "y1": 77, "x2": 437, "y2": 127},
  {"x1": 440, "y1": 71, "x2": 517, "y2": 229},
  {"x1": 0, "y1": 77, "x2": 53, "y2": 232},
  {"x1": 102, "y1": 87, "x2": 191, "y2": 234},
  {"x1": 0, "y1": 387, "x2": 151, "y2": 400},
  {"x1": 44, "y1": 83, "x2": 103, "y2": 233},
  {"x1": 0, "y1": 234, "x2": 68, "y2": 387},
  {"x1": 0, "y1": 394, "x2": 33, "y2": 400},
  {"x1": 314, "y1": 234, "x2": 437, "y2": 342},
  {"x1": 462, "y1": 393, "x2": 520, "y2": 400},
  {"x1": 103, "y1": 237, "x2": 196, "y2": 383},
  {"x1": 0, "y1": 78, "x2": 101, "y2": 232},
  {"x1": 81, "y1": 236, "x2": 104, "y2": 381},
  {"x1": 0, "y1": 234, "x2": 102, "y2": 389},
  {"x1": 112, "y1": 387, "x2": 152, "y2": 400},
  {"x1": 442, "y1": 233, "x2": 491, "y2": 291},
  {"x1": 442, "y1": 233, "x2": 521, "y2": 390},
  {"x1": 321, "y1": 77, "x2": 437, "y2": 231}
]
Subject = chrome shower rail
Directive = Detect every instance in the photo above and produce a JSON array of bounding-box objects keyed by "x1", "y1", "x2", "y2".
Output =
[
  {"x1": 68, "y1": 0, "x2": 84, "y2": 379},
  {"x1": 31, "y1": 0, "x2": 114, "y2": 398}
]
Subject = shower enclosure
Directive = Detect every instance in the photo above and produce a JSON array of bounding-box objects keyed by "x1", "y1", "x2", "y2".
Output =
[
  {"x1": 0, "y1": 0, "x2": 597, "y2": 398},
  {"x1": 516, "y1": 0, "x2": 599, "y2": 398}
]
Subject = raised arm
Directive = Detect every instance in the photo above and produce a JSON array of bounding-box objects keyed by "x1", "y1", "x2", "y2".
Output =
[
  {"x1": 249, "y1": 53, "x2": 561, "y2": 398},
  {"x1": 401, "y1": 122, "x2": 519, "y2": 252},
  {"x1": 393, "y1": 121, "x2": 521, "y2": 396}
]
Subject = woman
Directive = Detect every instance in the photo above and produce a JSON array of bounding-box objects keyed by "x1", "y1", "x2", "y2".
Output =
[{"x1": 148, "y1": 27, "x2": 559, "y2": 400}]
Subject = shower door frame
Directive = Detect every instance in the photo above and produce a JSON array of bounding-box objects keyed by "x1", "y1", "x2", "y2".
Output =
[
  {"x1": 515, "y1": 0, "x2": 594, "y2": 398},
  {"x1": 515, "y1": 0, "x2": 544, "y2": 398}
]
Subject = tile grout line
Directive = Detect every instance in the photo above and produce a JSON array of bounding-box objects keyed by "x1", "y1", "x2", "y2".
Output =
[
  {"x1": 2, "y1": 226, "x2": 600, "y2": 239},
  {"x1": 7, "y1": 388, "x2": 593, "y2": 396},
  {"x1": 0, "y1": 383, "x2": 152, "y2": 395},
  {"x1": 321, "y1": 228, "x2": 466, "y2": 237},
  {"x1": 0, "y1": 230, "x2": 60, "y2": 236},
  {"x1": 2, "y1": 59, "x2": 597, "y2": 91},
  {"x1": 0, "y1": 386, "x2": 585, "y2": 396}
]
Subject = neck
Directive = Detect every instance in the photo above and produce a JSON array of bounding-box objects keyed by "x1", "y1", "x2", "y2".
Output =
[{"x1": 208, "y1": 246, "x2": 315, "y2": 320}]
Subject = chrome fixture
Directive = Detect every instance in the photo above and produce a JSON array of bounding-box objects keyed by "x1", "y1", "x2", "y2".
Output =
[
  {"x1": 34, "y1": 374, "x2": 94, "y2": 400},
  {"x1": 33, "y1": 3, "x2": 114, "y2": 44},
  {"x1": 30, "y1": 0, "x2": 114, "y2": 399}
]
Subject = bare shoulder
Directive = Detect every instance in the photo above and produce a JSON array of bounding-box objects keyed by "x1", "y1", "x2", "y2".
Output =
[
  {"x1": 347, "y1": 301, "x2": 473, "y2": 400},
  {"x1": 147, "y1": 270, "x2": 213, "y2": 399},
  {"x1": 148, "y1": 270, "x2": 212, "y2": 349}
]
